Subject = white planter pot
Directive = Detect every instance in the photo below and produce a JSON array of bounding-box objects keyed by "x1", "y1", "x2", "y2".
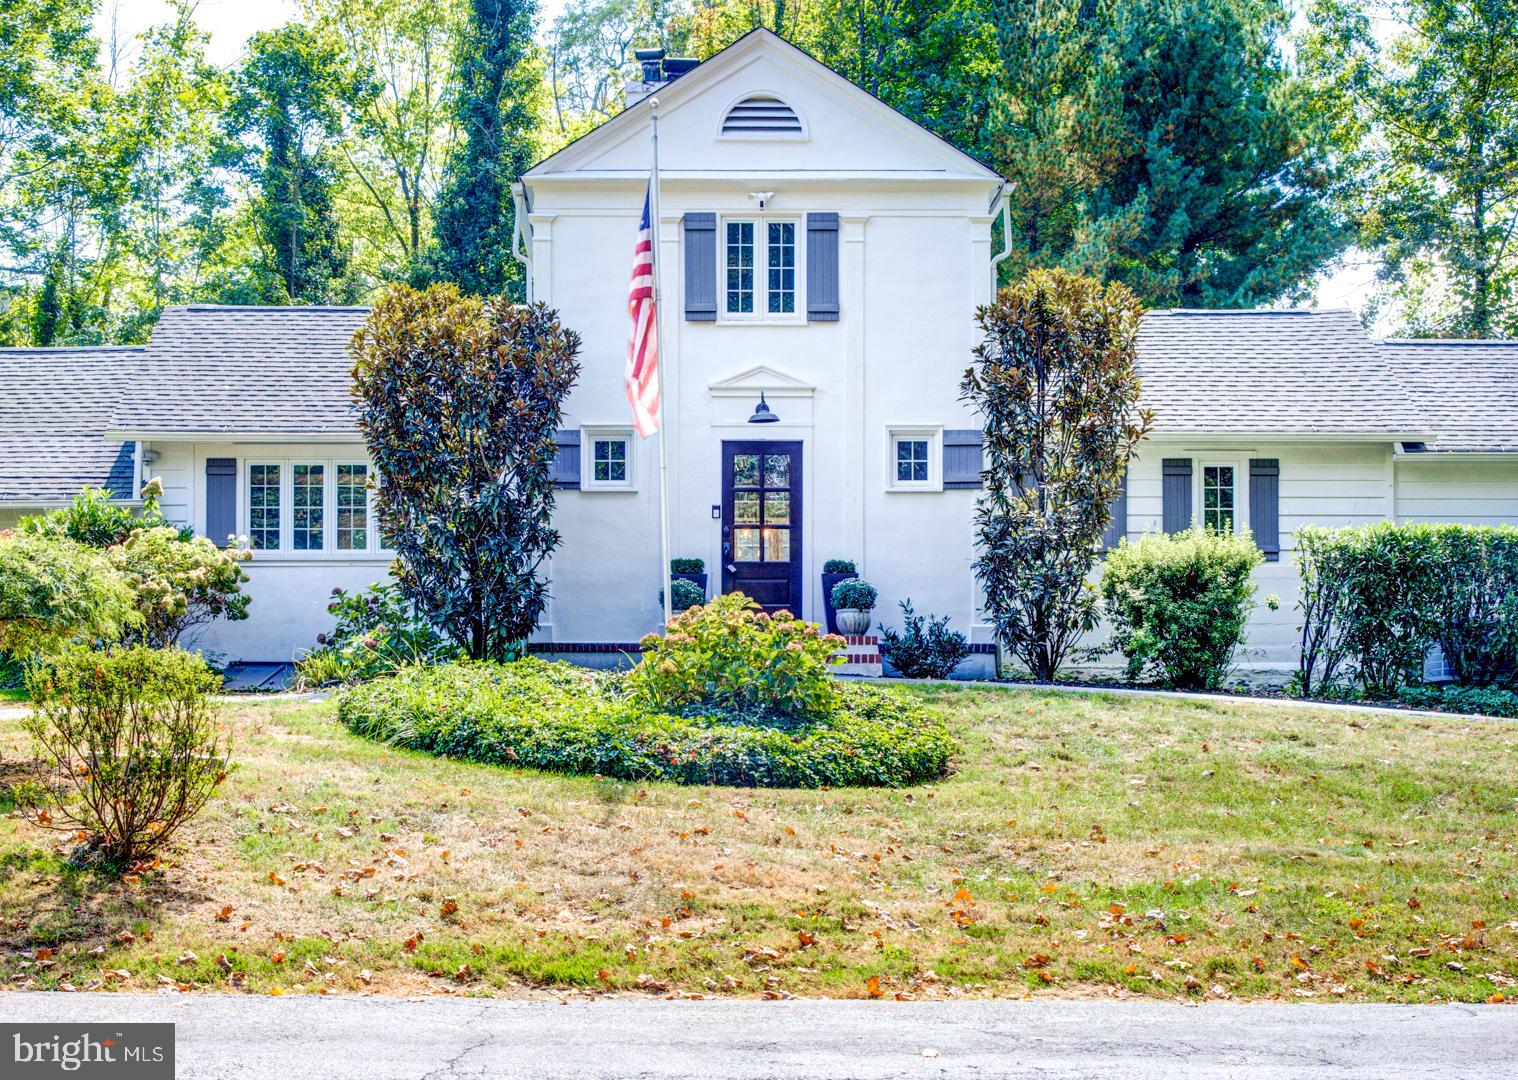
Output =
[{"x1": 835, "y1": 608, "x2": 872, "y2": 635}]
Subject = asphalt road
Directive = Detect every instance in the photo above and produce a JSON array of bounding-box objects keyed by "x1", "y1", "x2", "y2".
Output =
[{"x1": 3, "y1": 993, "x2": 1514, "y2": 1079}]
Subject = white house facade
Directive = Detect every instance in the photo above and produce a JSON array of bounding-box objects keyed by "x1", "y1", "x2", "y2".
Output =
[{"x1": 4, "y1": 29, "x2": 1517, "y2": 683}]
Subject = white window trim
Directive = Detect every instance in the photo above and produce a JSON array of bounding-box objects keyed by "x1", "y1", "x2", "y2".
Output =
[
  {"x1": 885, "y1": 426, "x2": 943, "y2": 492},
  {"x1": 580, "y1": 427, "x2": 636, "y2": 492},
  {"x1": 242, "y1": 457, "x2": 390, "y2": 556},
  {"x1": 1196, "y1": 459, "x2": 1248, "y2": 535},
  {"x1": 718, "y1": 215, "x2": 806, "y2": 324}
]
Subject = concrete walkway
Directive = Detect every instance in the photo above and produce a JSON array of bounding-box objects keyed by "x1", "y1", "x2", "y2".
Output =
[{"x1": 3, "y1": 993, "x2": 1513, "y2": 1079}]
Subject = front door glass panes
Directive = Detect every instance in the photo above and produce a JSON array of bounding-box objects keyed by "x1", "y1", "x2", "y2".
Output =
[
  {"x1": 336, "y1": 464, "x2": 368, "y2": 551},
  {"x1": 732, "y1": 450, "x2": 794, "y2": 564},
  {"x1": 726, "y1": 221, "x2": 755, "y2": 313},
  {"x1": 896, "y1": 439, "x2": 929, "y2": 483},
  {"x1": 594, "y1": 439, "x2": 627, "y2": 483},
  {"x1": 1203, "y1": 465, "x2": 1236, "y2": 533},
  {"x1": 249, "y1": 464, "x2": 280, "y2": 550},
  {"x1": 292, "y1": 464, "x2": 325, "y2": 550},
  {"x1": 766, "y1": 222, "x2": 796, "y2": 314}
]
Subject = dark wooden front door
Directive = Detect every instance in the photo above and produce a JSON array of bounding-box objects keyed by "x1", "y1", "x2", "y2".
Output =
[{"x1": 721, "y1": 440, "x2": 803, "y2": 616}]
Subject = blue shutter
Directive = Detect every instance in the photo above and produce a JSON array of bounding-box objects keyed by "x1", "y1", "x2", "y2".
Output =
[
  {"x1": 683, "y1": 213, "x2": 716, "y2": 321},
  {"x1": 806, "y1": 212, "x2": 840, "y2": 322},
  {"x1": 1162, "y1": 458, "x2": 1192, "y2": 534},
  {"x1": 943, "y1": 430, "x2": 983, "y2": 489},
  {"x1": 552, "y1": 430, "x2": 581, "y2": 489},
  {"x1": 206, "y1": 458, "x2": 237, "y2": 545},
  {"x1": 1100, "y1": 470, "x2": 1128, "y2": 551},
  {"x1": 1250, "y1": 458, "x2": 1280, "y2": 561}
]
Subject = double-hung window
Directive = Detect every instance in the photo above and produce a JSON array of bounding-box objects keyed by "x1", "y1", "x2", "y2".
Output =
[
  {"x1": 244, "y1": 458, "x2": 385, "y2": 554},
  {"x1": 1201, "y1": 464, "x2": 1237, "y2": 534},
  {"x1": 723, "y1": 218, "x2": 801, "y2": 319}
]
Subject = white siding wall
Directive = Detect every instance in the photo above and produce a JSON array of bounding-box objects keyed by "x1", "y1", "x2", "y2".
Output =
[
  {"x1": 1396, "y1": 458, "x2": 1518, "y2": 525},
  {"x1": 146, "y1": 439, "x2": 391, "y2": 662}
]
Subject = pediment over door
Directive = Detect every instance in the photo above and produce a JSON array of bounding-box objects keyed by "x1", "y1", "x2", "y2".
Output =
[{"x1": 707, "y1": 365, "x2": 816, "y2": 399}]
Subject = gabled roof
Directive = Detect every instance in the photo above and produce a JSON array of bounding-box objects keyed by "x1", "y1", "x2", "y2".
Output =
[
  {"x1": 109, "y1": 305, "x2": 370, "y2": 439},
  {"x1": 1383, "y1": 338, "x2": 1518, "y2": 454},
  {"x1": 524, "y1": 28, "x2": 1000, "y2": 184},
  {"x1": 1137, "y1": 309, "x2": 1428, "y2": 439},
  {"x1": 0, "y1": 345, "x2": 142, "y2": 505}
]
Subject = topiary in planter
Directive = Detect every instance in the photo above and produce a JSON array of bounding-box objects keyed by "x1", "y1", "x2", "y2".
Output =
[
  {"x1": 657, "y1": 577, "x2": 707, "y2": 615},
  {"x1": 830, "y1": 578, "x2": 878, "y2": 635},
  {"x1": 821, "y1": 559, "x2": 858, "y2": 634}
]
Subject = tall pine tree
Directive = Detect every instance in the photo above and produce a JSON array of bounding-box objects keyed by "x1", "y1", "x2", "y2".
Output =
[
  {"x1": 429, "y1": 0, "x2": 540, "y2": 298},
  {"x1": 987, "y1": 0, "x2": 1349, "y2": 308}
]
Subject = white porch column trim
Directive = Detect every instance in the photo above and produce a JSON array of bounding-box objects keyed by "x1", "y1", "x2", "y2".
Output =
[{"x1": 842, "y1": 214, "x2": 868, "y2": 572}]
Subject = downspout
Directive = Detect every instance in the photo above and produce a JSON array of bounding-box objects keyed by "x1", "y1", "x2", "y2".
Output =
[
  {"x1": 988, "y1": 181, "x2": 1013, "y2": 295},
  {"x1": 512, "y1": 182, "x2": 533, "y2": 303}
]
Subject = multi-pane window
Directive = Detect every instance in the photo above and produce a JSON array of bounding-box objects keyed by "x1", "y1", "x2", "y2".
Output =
[
  {"x1": 766, "y1": 222, "x2": 795, "y2": 314},
  {"x1": 336, "y1": 464, "x2": 368, "y2": 551},
  {"x1": 292, "y1": 464, "x2": 325, "y2": 550},
  {"x1": 895, "y1": 439, "x2": 930, "y2": 483},
  {"x1": 249, "y1": 464, "x2": 281, "y2": 550},
  {"x1": 725, "y1": 221, "x2": 755, "y2": 313},
  {"x1": 1203, "y1": 465, "x2": 1236, "y2": 533},
  {"x1": 724, "y1": 219, "x2": 800, "y2": 317},
  {"x1": 593, "y1": 438, "x2": 627, "y2": 483}
]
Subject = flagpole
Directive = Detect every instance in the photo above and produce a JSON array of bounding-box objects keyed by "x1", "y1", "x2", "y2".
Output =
[{"x1": 650, "y1": 96, "x2": 673, "y2": 626}]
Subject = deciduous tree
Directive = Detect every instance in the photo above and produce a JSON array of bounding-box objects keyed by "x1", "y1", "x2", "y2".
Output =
[{"x1": 1303, "y1": 0, "x2": 1518, "y2": 336}]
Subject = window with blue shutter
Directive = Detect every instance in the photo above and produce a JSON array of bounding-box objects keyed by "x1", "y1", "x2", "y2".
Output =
[
  {"x1": 683, "y1": 213, "x2": 717, "y2": 321},
  {"x1": 552, "y1": 429, "x2": 581, "y2": 489},
  {"x1": 943, "y1": 430, "x2": 983, "y2": 489},
  {"x1": 1249, "y1": 459, "x2": 1280, "y2": 561},
  {"x1": 806, "y1": 212, "x2": 839, "y2": 321},
  {"x1": 206, "y1": 458, "x2": 237, "y2": 545},
  {"x1": 1162, "y1": 459, "x2": 1192, "y2": 533},
  {"x1": 1099, "y1": 471, "x2": 1128, "y2": 551}
]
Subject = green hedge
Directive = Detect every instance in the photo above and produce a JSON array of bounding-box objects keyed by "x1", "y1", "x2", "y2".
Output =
[
  {"x1": 337, "y1": 659, "x2": 957, "y2": 788},
  {"x1": 1296, "y1": 522, "x2": 1518, "y2": 697},
  {"x1": 1394, "y1": 684, "x2": 1518, "y2": 718}
]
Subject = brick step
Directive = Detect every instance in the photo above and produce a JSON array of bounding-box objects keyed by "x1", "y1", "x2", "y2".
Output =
[{"x1": 834, "y1": 634, "x2": 882, "y2": 677}]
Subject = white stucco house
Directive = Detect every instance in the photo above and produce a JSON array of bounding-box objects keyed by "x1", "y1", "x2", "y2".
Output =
[{"x1": 4, "y1": 29, "x2": 1517, "y2": 682}]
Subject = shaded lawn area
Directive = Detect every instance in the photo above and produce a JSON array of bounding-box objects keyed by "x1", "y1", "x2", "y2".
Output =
[{"x1": 1, "y1": 687, "x2": 1516, "y2": 1003}]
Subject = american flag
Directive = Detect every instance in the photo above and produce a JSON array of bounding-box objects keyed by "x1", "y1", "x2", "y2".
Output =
[{"x1": 625, "y1": 187, "x2": 660, "y2": 437}]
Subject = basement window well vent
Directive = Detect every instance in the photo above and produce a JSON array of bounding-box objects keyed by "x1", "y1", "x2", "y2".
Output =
[{"x1": 721, "y1": 95, "x2": 804, "y2": 136}]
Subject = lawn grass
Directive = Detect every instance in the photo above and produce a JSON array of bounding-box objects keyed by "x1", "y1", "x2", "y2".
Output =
[{"x1": 1, "y1": 686, "x2": 1515, "y2": 1003}]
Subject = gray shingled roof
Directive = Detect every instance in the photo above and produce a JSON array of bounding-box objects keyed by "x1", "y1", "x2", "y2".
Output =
[
  {"x1": 112, "y1": 304, "x2": 1436, "y2": 442},
  {"x1": 1384, "y1": 339, "x2": 1518, "y2": 453},
  {"x1": 109, "y1": 305, "x2": 370, "y2": 437},
  {"x1": 1136, "y1": 308, "x2": 1428, "y2": 437},
  {"x1": 0, "y1": 346, "x2": 142, "y2": 505}
]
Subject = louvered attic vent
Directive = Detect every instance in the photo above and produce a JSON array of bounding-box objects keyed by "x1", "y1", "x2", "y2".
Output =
[{"x1": 721, "y1": 95, "x2": 803, "y2": 135}]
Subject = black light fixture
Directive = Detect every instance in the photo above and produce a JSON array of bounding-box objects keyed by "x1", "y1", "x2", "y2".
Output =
[{"x1": 748, "y1": 392, "x2": 780, "y2": 424}]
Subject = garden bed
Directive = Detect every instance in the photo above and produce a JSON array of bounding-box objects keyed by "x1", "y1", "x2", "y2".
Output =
[{"x1": 338, "y1": 659, "x2": 957, "y2": 788}]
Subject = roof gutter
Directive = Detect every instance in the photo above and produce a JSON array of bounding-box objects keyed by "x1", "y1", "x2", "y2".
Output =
[
  {"x1": 106, "y1": 431, "x2": 363, "y2": 444},
  {"x1": 511, "y1": 182, "x2": 533, "y2": 303},
  {"x1": 988, "y1": 181, "x2": 1013, "y2": 295}
]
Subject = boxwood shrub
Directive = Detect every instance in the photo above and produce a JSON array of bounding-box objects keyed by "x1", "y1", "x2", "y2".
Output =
[{"x1": 337, "y1": 658, "x2": 956, "y2": 788}]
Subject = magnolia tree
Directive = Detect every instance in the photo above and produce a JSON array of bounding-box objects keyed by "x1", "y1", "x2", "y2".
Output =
[
  {"x1": 962, "y1": 268, "x2": 1152, "y2": 681},
  {"x1": 351, "y1": 285, "x2": 582, "y2": 661}
]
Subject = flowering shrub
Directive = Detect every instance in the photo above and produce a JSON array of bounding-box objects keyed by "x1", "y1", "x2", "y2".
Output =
[
  {"x1": 339, "y1": 659, "x2": 956, "y2": 788},
  {"x1": 22, "y1": 479, "x2": 188, "y2": 548},
  {"x1": 295, "y1": 582, "x2": 460, "y2": 688},
  {"x1": 107, "y1": 526, "x2": 252, "y2": 647},
  {"x1": 627, "y1": 592, "x2": 846, "y2": 720}
]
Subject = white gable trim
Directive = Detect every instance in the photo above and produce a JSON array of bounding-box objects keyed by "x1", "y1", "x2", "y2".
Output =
[{"x1": 523, "y1": 29, "x2": 1000, "y2": 183}]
